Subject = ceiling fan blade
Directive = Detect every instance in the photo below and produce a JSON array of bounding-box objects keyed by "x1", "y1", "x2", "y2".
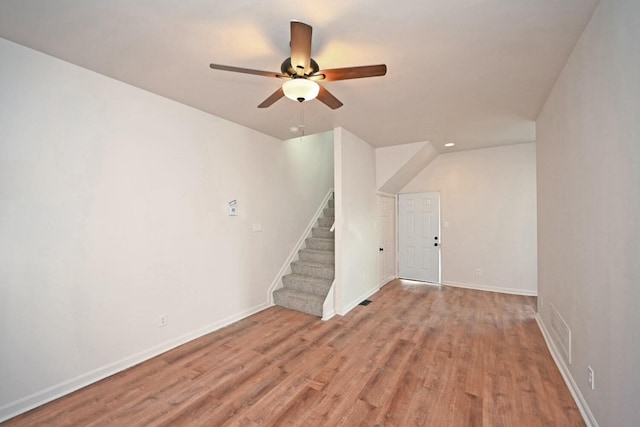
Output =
[
  {"x1": 316, "y1": 85, "x2": 343, "y2": 110},
  {"x1": 209, "y1": 63, "x2": 285, "y2": 78},
  {"x1": 290, "y1": 21, "x2": 312, "y2": 76},
  {"x1": 315, "y1": 64, "x2": 387, "y2": 81},
  {"x1": 257, "y1": 87, "x2": 285, "y2": 108}
]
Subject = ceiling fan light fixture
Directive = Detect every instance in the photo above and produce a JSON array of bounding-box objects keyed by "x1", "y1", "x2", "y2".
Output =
[{"x1": 282, "y1": 78, "x2": 319, "y2": 103}]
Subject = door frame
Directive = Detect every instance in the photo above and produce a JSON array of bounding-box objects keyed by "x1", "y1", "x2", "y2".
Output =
[{"x1": 377, "y1": 193, "x2": 397, "y2": 287}]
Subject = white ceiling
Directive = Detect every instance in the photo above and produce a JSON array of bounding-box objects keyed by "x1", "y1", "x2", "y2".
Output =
[{"x1": 0, "y1": 0, "x2": 597, "y2": 151}]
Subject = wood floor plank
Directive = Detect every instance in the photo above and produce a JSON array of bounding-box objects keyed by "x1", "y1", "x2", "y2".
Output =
[
  {"x1": 3, "y1": 280, "x2": 585, "y2": 426},
  {"x1": 376, "y1": 367, "x2": 423, "y2": 426},
  {"x1": 357, "y1": 338, "x2": 414, "y2": 407}
]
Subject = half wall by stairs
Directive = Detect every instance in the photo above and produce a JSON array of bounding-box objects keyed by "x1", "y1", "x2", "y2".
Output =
[{"x1": 273, "y1": 197, "x2": 334, "y2": 317}]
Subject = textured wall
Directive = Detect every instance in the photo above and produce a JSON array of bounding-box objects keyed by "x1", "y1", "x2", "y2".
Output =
[
  {"x1": 0, "y1": 38, "x2": 333, "y2": 420},
  {"x1": 536, "y1": 0, "x2": 640, "y2": 424},
  {"x1": 403, "y1": 143, "x2": 538, "y2": 295}
]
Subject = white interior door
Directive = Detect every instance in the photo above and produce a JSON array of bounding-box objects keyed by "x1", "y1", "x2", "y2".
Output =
[
  {"x1": 378, "y1": 195, "x2": 396, "y2": 287},
  {"x1": 398, "y1": 192, "x2": 441, "y2": 283}
]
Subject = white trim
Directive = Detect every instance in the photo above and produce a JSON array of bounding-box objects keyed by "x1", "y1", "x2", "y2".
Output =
[
  {"x1": 443, "y1": 281, "x2": 537, "y2": 296},
  {"x1": 377, "y1": 193, "x2": 396, "y2": 288},
  {"x1": 336, "y1": 285, "x2": 380, "y2": 316},
  {"x1": 394, "y1": 193, "x2": 399, "y2": 278},
  {"x1": 0, "y1": 301, "x2": 271, "y2": 423},
  {"x1": 266, "y1": 188, "x2": 334, "y2": 303},
  {"x1": 535, "y1": 315, "x2": 599, "y2": 427}
]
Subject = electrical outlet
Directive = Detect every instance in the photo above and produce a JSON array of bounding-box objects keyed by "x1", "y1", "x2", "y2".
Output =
[
  {"x1": 588, "y1": 366, "x2": 595, "y2": 390},
  {"x1": 159, "y1": 314, "x2": 168, "y2": 327},
  {"x1": 475, "y1": 268, "x2": 482, "y2": 276}
]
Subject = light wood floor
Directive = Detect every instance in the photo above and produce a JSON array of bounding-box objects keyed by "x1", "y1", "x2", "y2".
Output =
[{"x1": 4, "y1": 280, "x2": 584, "y2": 426}]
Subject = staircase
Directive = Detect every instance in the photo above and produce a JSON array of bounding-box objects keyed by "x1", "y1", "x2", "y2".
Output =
[{"x1": 273, "y1": 197, "x2": 334, "y2": 317}]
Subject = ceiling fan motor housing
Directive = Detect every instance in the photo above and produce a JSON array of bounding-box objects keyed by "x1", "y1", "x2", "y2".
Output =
[{"x1": 281, "y1": 57, "x2": 320, "y2": 77}]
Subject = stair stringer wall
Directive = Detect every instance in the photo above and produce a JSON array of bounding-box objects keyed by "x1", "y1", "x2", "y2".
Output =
[
  {"x1": 321, "y1": 281, "x2": 336, "y2": 321},
  {"x1": 267, "y1": 188, "x2": 335, "y2": 304},
  {"x1": 333, "y1": 127, "x2": 380, "y2": 316}
]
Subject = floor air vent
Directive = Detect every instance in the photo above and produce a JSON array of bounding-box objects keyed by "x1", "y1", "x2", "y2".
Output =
[{"x1": 359, "y1": 299, "x2": 372, "y2": 306}]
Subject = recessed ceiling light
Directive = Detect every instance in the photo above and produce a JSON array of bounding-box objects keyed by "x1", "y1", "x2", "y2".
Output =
[{"x1": 444, "y1": 143, "x2": 455, "y2": 147}]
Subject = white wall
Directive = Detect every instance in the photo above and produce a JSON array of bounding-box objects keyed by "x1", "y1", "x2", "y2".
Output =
[
  {"x1": 402, "y1": 143, "x2": 537, "y2": 295},
  {"x1": 0, "y1": 38, "x2": 333, "y2": 421},
  {"x1": 279, "y1": 130, "x2": 335, "y2": 227},
  {"x1": 536, "y1": 0, "x2": 640, "y2": 425},
  {"x1": 375, "y1": 141, "x2": 426, "y2": 190},
  {"x1": 377, "y1": 142, "x2": 440, "y2": 195},
  {"x1": 334, "y1": 127, "x2": 379, "y2": 314}
]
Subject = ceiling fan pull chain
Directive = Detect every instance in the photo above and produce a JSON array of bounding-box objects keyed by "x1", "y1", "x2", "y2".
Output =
[{"x1": 300, "y1": 103, "x2": 306, "y2": 138}]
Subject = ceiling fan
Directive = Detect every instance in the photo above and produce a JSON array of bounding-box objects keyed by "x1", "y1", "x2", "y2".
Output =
[{"x1": 209, "y1": 21, "x2": 387, "y2": 110}]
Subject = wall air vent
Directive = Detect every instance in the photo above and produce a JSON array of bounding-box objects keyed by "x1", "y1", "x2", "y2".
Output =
[{"x1": 550, "y1": 303, "x2": 572, "y2": 364}]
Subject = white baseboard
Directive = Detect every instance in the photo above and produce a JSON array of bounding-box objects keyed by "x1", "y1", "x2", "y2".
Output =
[
  {"x1": 266, "y1": 188, "x2": 334, "y2": 303},
  {"x1": 535, "y1": 315, "x2": 599, "y2": 427},
  {"x1": 336, "y1": 285, "x2": 380, "y2": 316},
  {"x1": 0, "y1": 301, "x2": 271, "y2": 423},
  {"x1": 444, "y1": 280, "x2": 537, "y2": 296}
]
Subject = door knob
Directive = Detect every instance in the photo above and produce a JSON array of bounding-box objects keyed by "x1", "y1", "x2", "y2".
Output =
[
  {"x1": 434, "y1": 243, "x2": 439, "y2": 247},
  {"x1": 379, "y1": 248, "x2": 384, "y2": 252}
]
